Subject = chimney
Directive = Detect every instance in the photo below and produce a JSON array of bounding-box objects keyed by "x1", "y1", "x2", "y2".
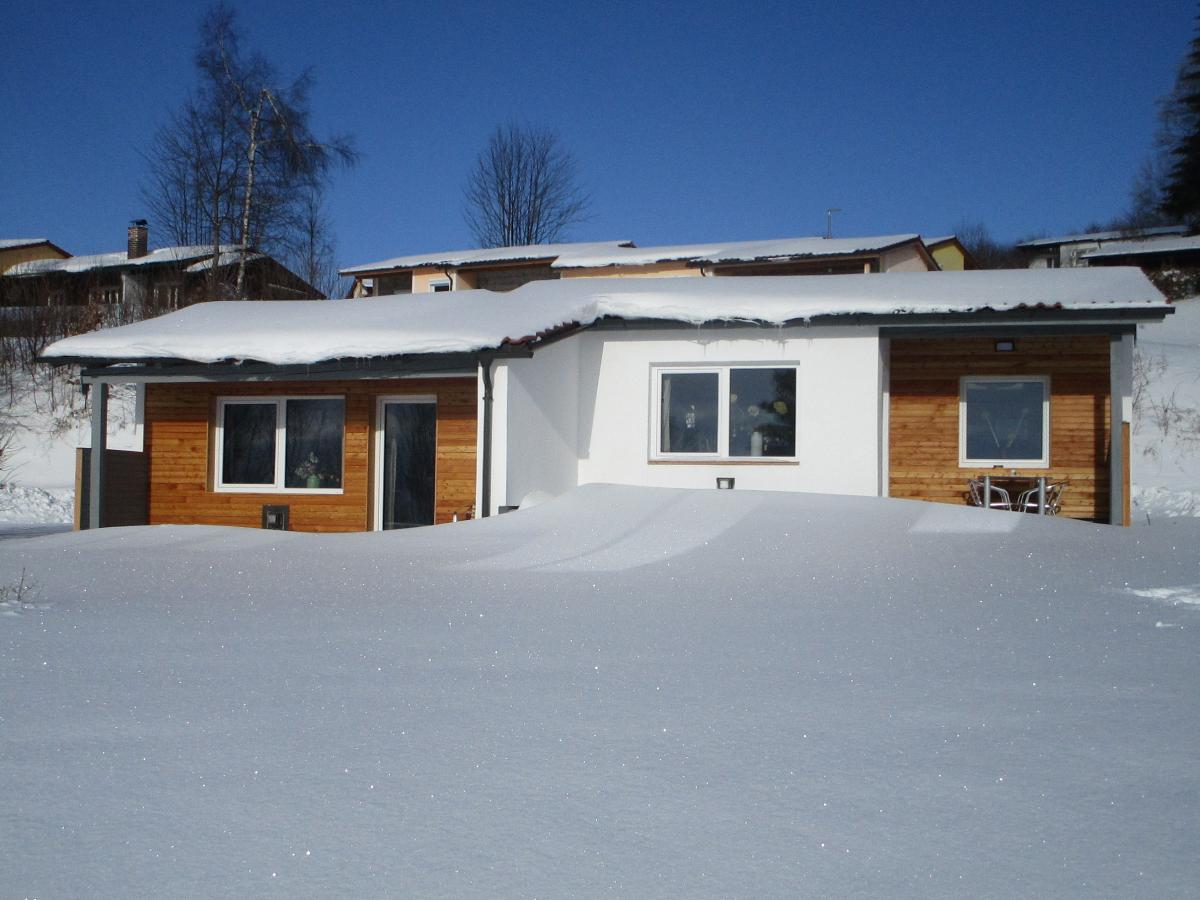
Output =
[{"x1": 127, "y1": 219, "x2": 148, "y2": 259}]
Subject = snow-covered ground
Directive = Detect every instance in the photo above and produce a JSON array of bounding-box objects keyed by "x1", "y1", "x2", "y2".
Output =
[
  {"x1": 0, "y1": 482, "x2": 72, "y2": 525},
  {"x1": 2, "y1": 369, "x2": 140, "y2": 493},
  {"x1": 1, "y1": 485, "x2": 1198, "y2": 897}
]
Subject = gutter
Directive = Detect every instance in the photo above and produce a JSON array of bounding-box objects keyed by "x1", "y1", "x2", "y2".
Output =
[{"x1": 478, "y1": 352, "x2": 494, "y2": 518}]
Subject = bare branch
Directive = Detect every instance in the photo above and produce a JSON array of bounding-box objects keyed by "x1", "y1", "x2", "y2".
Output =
[{"x1": 463, "y1": 124, "x2": 589, "y2": 248}]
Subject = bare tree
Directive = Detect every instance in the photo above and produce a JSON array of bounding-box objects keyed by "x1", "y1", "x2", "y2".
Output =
[
  {"x1": 463, "y1": 124, "x2": 589, "y2": 248},
  {"x1": 952, "y1": 221, "x2": 1023, "y2": 269},
  {"x1": 290, "y1": 188, "x2": 346, "y2": 299},
  {"x1": 142, "y1": 4, "x2": 356, "y2": 299}
]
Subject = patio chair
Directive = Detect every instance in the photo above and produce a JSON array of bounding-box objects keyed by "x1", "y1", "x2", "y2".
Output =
[
  {"x1": 1015, "y1": 481, "x2": 1065, "y2": 516},
  {"x1": 967, "y1": 478, "x2": 1012, "y2": 511}
]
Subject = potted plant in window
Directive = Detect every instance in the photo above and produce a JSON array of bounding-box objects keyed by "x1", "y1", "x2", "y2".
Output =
[{"x1": 295, "y1": 452, "x2": 323, "y2": 489}]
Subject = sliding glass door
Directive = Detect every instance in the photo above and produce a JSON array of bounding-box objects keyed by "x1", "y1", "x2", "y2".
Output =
[{"x1": 376, "y1": 397, "x2": 437, "y2": 529}]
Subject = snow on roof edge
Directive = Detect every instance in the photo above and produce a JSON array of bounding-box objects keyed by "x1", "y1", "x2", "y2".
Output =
[
  {"x1": 42, "y1": 268, "x2": 1169, "y2": 368},
  {"x1": 340, "y1": 234, "x2": 924, "y2": 275}
]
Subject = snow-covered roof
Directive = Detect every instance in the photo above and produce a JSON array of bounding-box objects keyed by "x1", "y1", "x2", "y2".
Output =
[
  {"x1": 0, "y1": 238, "x2": 53, "y2": 250},
  {"x1": 1081, "y1": 235, "x2": 1200, "y2": 260},
  {"x1": 341, "y1": 234, "x2": 923, "y2": 275},
  {"x1": 42, "y1": 268, "x2": 1167, "y2": 367},
  {"x1": 1018, "y1": 225, "x2": 1188, "y2": 248},
  {"x1": 7, "y1": 244, "x2": 241, "y2": 276},
  {"x1": 551, "y1": 234, "x2": 921, "y2": 268},
  {"x1": 340, "y1": 241, "x2": 636, "y2": 274},
  {"x1": 184, "y1": 250, "x2": 266, "y2": 273}
]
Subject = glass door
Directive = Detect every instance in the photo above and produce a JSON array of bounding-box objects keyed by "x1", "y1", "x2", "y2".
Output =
[{"x1": 376, "y1": 397, "x2": 437, "y2": 529}]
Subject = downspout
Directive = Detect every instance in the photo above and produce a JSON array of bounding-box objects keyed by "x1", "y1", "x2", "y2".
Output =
[{"x1": 479, "y1": 352, "x2": 494, "y2": 517}]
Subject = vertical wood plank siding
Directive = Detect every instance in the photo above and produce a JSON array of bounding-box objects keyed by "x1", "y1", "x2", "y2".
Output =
[
  {"x1": 144, "y1": 378, "x2": 477, "y2": 532},
  {"x1": 888, "y1": 336, "x2": 1112, "y2": 521}
]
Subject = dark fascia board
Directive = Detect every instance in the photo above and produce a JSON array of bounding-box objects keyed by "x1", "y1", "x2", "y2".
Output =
[
  {"x1": 1, "y1": 239, "x2": 71, "y2": 257},
  {"x1": 589, "y1": 306, "x2": 1172, "y2": 332},
  {"x1": 685, "y1": 236, "x2": 920, "y2": 269},
  {"x1": 71, "y1": 347, "x2": 535, "y2": 383},
  {"x1": 340, "y1": 256, "x2": 559, "y2": 278}
]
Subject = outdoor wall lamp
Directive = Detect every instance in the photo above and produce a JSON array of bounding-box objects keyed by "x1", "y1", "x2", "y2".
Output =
[{"x1": 716, "y1": 477, "x2": 735, "y2": 490}]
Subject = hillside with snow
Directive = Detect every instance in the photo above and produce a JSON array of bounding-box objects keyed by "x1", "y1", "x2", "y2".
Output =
[
  {"x1": 1, "y1": 485, "x2": 1198, "y2": 896},
  {"x1": 1132, "y1": 296, "x2": 1200, "y2": 519}
]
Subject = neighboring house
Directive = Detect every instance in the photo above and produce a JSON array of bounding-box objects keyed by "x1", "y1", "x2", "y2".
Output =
[
  {"x1": 922, "y1": 235, "x2": 975, "y2": 270},
  {"x1": 0, "y1": 238, "x2": 71, "y2": 274},
  {"x1": 341, "y1": 234, "x2": 939, "y2": 297},
  {"x1": 43, "y1": 268, "x2": 1168, "y2": 531},
  {"x1": 1017, "y1": 225, "x2": 1188, "y2": 269},
  {"x1": 3, "y1": 221, "x2": 323, "y2": 316},
  {"x1": 1080, "y1": 235, "x2": 1200, "y2": 268}
]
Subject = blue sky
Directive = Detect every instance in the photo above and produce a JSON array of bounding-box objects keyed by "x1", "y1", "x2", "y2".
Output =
[{"x1": 1, "y1": 1, "x2": 1192, "y2": 268}]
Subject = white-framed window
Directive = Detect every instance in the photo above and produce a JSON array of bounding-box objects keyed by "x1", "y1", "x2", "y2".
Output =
[
  {"x1": 959, "y1": 376, "x2": 1050, "y2": 467},
  {"x1": 215, "y1": 396, "x2": 345, "y2": 492},
  {"x1": 651, "y1": 365, "x2": 797, "y2": 460},
  {"x1": 429, "y1": 279, "x2": 451, "y2": 293}
]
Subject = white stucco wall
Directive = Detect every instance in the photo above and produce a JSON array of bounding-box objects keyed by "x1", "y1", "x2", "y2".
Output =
[
  {"x1": 492, "y1": 325, "x2": 883, "y2": 508},
  {"x1": 880, "y1": 243, "x2": 932, "y2": 272},
  {"x1": 497, "y1": 338, "x2": 582, "y2": 509}
]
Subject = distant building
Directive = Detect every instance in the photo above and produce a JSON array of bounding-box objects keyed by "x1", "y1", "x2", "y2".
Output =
[
  {"x1": 0, "y1": 238, "x2": 70, "y2": 273},
  {"x1": 1016, "y1": 225, "x2": 1189, "y2": 269},
  {"x1": 341, "y1": 234, "x2": 939, "y2": 298},
  {"x1": 922, "y1": 235, "x2": 975, "y2": 270},
  {"x1": 3, "y1": 221, "x2": 323, "y2": 317}
]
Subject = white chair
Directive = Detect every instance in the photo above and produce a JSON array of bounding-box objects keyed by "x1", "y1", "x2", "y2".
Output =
[
  {"x1": 968, "y1": 478, "x2": 1012, "y2": 511},
  {"x1": 1016, "y1": 481, "x2": 1065, "y2": 516}
]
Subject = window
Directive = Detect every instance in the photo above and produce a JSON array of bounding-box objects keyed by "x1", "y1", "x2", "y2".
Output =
[
  {"x1": 152, "y1": 282, "x2": 182, "y2": 308},
  {"x1": 653, "y1": 366, "x2": 797, "y2": 459},
  {"x1": 88, "y1": 284, "x2": 122, "y2": 305},
  {"x1": 216, "y1": 397, "x2": 345, "y2": 491},
  {"x1": 959, "y1": 376, "x2": 1049, "y2": 467},
  {"x1": 376, "y1": 273, "x2": 413, "y2": 295},
  {"x1": 429, "y1": 280, "x2": 451, "y2": 293}
]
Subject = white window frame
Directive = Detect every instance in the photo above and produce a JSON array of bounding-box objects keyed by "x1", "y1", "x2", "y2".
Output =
[
  {"x1": 215, "y1": 395, "x2": 346, "y2": 493},
  {"x1": 650, "y1": 364, "x2": 799, "y2": 461},
  {"x1": 429, "y1": 279, "x2": 451, "y2": 293},
  {"x1": 958, "y1": 375, "x2": 1050, "y2": 468}
]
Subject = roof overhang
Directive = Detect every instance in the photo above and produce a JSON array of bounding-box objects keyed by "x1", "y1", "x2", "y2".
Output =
[{"x1": 62, "y1": 304, "x2": 1171, "y2": 384}]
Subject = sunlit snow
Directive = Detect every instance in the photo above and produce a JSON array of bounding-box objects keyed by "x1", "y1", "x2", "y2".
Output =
[{"x1": 1, "y1": 485, "x2": 1197, "y2": 897}]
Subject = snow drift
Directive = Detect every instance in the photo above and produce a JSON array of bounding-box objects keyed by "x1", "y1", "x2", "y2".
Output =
[{"x1": 1, "y1": 485, "x2": 1197, "y2": 897}]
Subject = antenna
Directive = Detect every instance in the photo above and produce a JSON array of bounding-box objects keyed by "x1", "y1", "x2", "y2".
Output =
[{"x1": 825, "y1": 208, "x2": 842, "y2": 239}]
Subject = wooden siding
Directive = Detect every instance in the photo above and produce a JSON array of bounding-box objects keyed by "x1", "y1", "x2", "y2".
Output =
[
  {"x1": 144, "y1": 378, "x2": 477, "y2": 532},
  {"x1": 888, "y1": 335, "x2": 1112, "y2": 521},
  {"x1": 75, "y1": 448, "x2": 149, "y2": 528}
]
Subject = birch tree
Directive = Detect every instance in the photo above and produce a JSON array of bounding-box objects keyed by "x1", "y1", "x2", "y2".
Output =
[{"x1": 142, "y1": 4, "x2": 355, "y2": 298}]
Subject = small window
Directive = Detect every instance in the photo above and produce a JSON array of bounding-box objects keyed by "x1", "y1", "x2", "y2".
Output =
[
  {"x1": 217, "y1": 397, "x2": 345, "y2": 491},
  {"x1": 654, "y1": 366, "x2": 797, "y2": 460},
  {"x1": 429, "y1": 280, "x2": 451, "y2": 293},
  {"x1": 376, "y1": 273, "x2": 413, "y2": 295},
  {"x1": 959, "y1": 376, "x2": 1049, "y2": 467}
]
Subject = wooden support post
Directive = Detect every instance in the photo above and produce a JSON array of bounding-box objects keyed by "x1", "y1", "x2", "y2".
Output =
[{"x1": 88, "y1": 382, "x2": 108, "y2": 530}]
